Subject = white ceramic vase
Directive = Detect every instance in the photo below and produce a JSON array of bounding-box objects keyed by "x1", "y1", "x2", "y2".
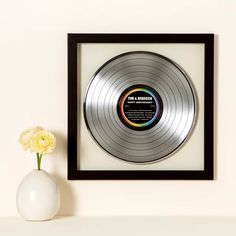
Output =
[{"x1": 16, "y1": 170, "x2": 60, "y2": 221}]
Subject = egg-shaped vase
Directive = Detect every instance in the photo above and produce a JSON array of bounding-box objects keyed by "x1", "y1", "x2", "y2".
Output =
[{"x1": 16, "y1": 170, "x2": 60, "y2": 221}]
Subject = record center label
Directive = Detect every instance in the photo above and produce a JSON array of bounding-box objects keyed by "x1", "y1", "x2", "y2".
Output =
[{"x1": 117, "y1": 85, "x2": 163, "y2": 131}]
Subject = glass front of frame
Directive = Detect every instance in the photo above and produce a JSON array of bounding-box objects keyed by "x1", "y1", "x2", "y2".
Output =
[{"x1": 78, "y1": 43, "x2": 205, "y2": 171}]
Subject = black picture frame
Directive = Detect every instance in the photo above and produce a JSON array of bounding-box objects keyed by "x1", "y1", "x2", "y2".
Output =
[{"x1": 68, "y1": 33, "x2": 214, "y2": 180}]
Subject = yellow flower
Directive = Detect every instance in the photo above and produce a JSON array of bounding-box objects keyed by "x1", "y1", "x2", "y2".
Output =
[
  {"x1": 30, "y1": 130, "x2": 56, "y2": 154},
  {"x1": 19, "y1": 127, "x2": 43, "y2": 150}
]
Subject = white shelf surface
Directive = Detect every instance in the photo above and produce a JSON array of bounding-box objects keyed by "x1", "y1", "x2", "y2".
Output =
[{"x1": 1, "y1": 216, "x2": 236, "y2": 236}]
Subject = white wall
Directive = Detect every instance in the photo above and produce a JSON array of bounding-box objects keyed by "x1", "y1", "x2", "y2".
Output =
[{"x1": 0, "y1": 0, "x2": 235, "y2": 216}]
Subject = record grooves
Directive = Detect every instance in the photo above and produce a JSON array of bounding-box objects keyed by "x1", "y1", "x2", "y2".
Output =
[{"x1": 84, "y1": 51, "x2": 196, "y2": 163}]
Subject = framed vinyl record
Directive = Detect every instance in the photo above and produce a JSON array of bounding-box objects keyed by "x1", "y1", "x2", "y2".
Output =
[{"x1": 68, "y1": 33, "x2": 214, "y2": 180}]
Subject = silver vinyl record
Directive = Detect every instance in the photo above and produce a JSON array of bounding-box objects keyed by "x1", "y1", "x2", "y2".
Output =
[{"x1": 84, "y1": 51, "x2": 197, "y2": 163}]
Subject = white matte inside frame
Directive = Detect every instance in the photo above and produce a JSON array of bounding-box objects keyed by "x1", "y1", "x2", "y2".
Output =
[{"x1": 78, "y1": 43, "x2": 205, "y2": 171}]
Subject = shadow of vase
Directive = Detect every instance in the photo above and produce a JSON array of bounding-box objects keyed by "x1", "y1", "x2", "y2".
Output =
[
  {"x1": 51, "y1": 173, "x2": 78, "y2": 216},
  {"x1": 51, "y1": 131, "x2": 78, "y2": 216}
]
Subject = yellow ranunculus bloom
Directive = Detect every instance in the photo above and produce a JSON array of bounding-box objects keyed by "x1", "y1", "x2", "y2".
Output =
[
  {"x1": 19, "y1": 127, "x2": 43, "y2": 150},
  {"x1": 30, "y1": 130, "x2": 56, "y2": 154}
]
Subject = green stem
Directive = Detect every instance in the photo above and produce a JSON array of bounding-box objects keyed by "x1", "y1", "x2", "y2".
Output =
[{"x1": 36, "y1": 153, "x2": 43, "y2": 170}]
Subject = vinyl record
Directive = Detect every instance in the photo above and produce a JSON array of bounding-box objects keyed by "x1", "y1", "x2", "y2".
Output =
[{"x1": 84, "y1": 51, "x2": 196, "y2": 163}]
